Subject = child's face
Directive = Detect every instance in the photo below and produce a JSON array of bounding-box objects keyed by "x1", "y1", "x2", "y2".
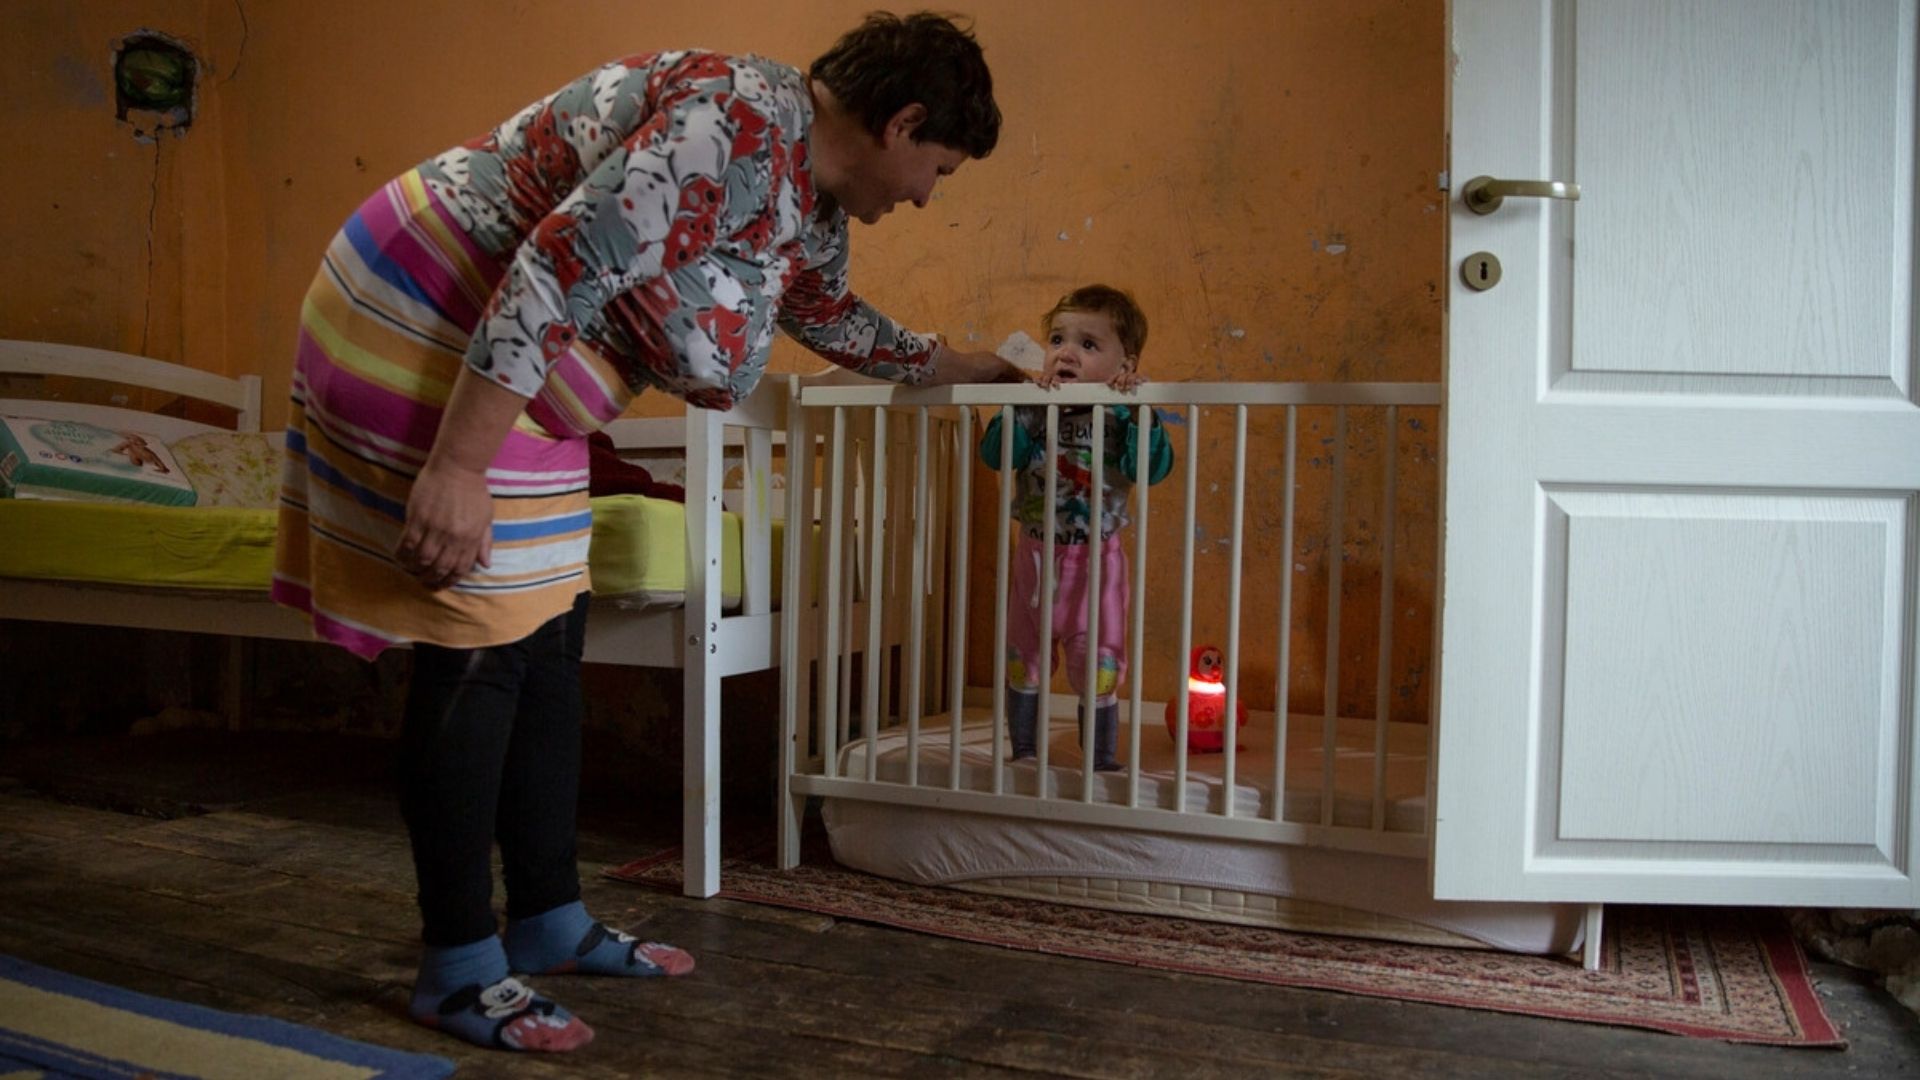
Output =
[{"x1": 1042, "y1": 310, "x2": 1133, "y2": 386}]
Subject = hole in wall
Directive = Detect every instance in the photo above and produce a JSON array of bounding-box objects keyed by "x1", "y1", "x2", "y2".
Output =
[{"x1": 113, "y1": 31, "x2": 197, "y2": 138}]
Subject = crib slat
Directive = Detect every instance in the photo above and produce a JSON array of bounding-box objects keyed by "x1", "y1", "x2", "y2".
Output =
[
  {"x1": 885, "y1": 420, "x2": 913, "y2": 728},
  {"x1": 906, "y1": 408, "x2": 930, "y2": 786},
  {"x1": 991, "y1": 405, "x2": 1015, "y2": 797},
  {"x1": 862, "y1": 407, "x2": 889, "y2": 784},
  {"x1": 873, "y1": 425, "x2": 898, "y2": 738},
  {"x1": 683, "y1": 404, "x2": 725, "y2": 898},
  {"x1": 820, "y1": 407, "x2": 847, "y2": 778},
  {"x1": 947, "y1": 407, "x2": 973, "y2": 791},
  {"x1": 1082, "y1": 405, "x2": 1104, "y2": 802},
  {"x1": 1372, "y1": 406, "x2": 1398, "y2": 830},
  {"x1": 1127, "y1": 404, "x2": 1153, "y2": 808},
  {"x1": 1272, "y1": 406, "x2": 1297, "y2": 823},
  {"x1": 836, "y1": 418, "x2": 861, "y2": 753},
  {"x1": 1223, "y1": 405, "x2": 1247, "y2": 817},
  {"x1": 927, "y1": 423, "x2": 950, "y2": 718},
  {"x1": 1174, "y1": 405, "x2": 1198, "y2": 806},
  {"x1": 1321, "y1": 406, "x2": 1347, "y2": 827},
  {"x1": 778, "y1": 379, "x2": 812, "y2": 869},
  {"x1": 742, "y1": 427, "x2": 774, "y2": 616},
  {"x1": 1036, "y1": 406, "x2": 1059, "y2": 791}
]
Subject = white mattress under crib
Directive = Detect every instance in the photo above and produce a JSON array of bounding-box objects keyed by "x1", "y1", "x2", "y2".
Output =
[{"x1": 821, "y1": 710, "x2": 1585, "y2": 954}]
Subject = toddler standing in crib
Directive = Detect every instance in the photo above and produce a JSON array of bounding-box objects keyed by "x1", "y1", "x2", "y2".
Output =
[{"x1": 979, "y1": 284, "x2": 1174, "y2": 770}]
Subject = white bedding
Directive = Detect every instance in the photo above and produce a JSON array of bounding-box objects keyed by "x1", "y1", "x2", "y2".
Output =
[
  {"x1": 831, "y1": 707, "x2": 1431, "y2": 828},
  {"x1": 822, "y1": 710, "x2": 1585, "y2": 954}
]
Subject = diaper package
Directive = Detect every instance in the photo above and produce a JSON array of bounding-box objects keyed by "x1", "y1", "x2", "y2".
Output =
[{"x1": 0, "y1": 415, "x2": 198, "y2": 506}]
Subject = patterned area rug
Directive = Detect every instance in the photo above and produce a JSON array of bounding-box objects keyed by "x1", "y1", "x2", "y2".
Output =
[
  {"x1": 607, "y1": 848, "x2": 1844, "y2": 1047},
  {"x1": 0, "y1": 953, "x2": 453, "y2": 1080}
]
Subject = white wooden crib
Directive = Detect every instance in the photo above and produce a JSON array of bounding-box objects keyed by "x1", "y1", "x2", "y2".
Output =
[
  {"x1": 0, "y1": 339, "x2": 888, "y2": 900},
  {"x1": 776, "y1": 379, "x2": 1601, "y2": 962}
]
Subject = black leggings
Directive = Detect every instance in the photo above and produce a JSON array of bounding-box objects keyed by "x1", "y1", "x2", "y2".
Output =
[{"x1": 400, "y1": 593, "x2": 590, "y2": 947}]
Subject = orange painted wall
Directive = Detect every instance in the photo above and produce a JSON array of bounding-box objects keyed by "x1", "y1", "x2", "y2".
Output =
[{"x1": 1, "y1": 1, "x2": 1444, "y2": 722}]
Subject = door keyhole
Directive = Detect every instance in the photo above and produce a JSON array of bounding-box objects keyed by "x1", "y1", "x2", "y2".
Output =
[{"x1": 1461, "y1": 251, "x2": 1502, "y2": 291}]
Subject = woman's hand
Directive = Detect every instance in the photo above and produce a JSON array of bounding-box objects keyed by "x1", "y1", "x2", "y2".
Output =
[
  {"x1": 922, "y1": 344, "x2": 1028, "y2": 386},
  {"x1": 396, "y1": 460, "x2": 494, "y2": 591},
  {"x1": 394, "y1": 365, "x2": 526, "y2": 591}
]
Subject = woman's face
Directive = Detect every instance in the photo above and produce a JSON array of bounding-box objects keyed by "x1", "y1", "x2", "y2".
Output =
[{"x1": 837, "y1": 114, "x2": 969, "y2": 224}]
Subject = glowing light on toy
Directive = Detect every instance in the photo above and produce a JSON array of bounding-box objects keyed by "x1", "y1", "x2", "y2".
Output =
[{"x1": 1165, "y1": 644, "x2": 1247, "y2": 753}]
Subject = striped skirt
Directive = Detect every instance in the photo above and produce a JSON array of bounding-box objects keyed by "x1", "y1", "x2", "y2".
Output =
[{"x1": 271, "y1": 171, "x2": 635, "y2": 659}]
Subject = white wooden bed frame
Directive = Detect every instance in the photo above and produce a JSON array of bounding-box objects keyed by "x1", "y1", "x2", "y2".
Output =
[
  {"x1": 0, "y1": 338, "x2": 819, "y2": 899},
  {"x1": 777, "y1": 379, "x2": 1607, "y2": 968}
]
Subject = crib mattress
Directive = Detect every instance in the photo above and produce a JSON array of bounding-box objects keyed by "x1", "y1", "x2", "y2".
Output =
[
  {"x1": 0, "y1": 494, "x2": 779, "y2": 608},
  {"x1": 585, "y1": 494, "x2": 786, "y2": 609},
  {"x1": 832, "y1": 707, "x2": 1432, "y2": 829},
  {"x1": 822, "y1": 710, "x2": 1584, "y2": 954}
]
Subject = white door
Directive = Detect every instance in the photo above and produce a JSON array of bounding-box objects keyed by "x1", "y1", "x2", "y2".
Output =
[{"x1": 1435, "y1": 0, "x2": 1920, "y2": 905}]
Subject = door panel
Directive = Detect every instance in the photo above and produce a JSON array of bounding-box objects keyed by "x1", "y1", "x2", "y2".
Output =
[
  {"x1": 1570, "y1": 2, "x2": 1905, "y2": 386},
  {"x1": 1436, "y1": 0, "x2": 1920, "y2": 904},
  {"x1": 1549, "y1": 490, "x2": 1900, "y2": 846}
]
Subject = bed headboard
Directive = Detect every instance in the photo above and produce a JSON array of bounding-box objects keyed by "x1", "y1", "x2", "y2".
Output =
[{"x1": 0, "y1": 340, "x2": 263, "y2": 439}]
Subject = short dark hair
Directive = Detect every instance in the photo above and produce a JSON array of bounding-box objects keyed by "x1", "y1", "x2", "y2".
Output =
[
  {"x1": 810, "y1": 11, "x2": 1000, "y2": 158},
  {"x1": 1046, "y1": 284, "x2": 1149, "y2": 360}
]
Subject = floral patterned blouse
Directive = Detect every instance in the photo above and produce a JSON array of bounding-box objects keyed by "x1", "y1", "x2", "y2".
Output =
[{"x1": 417, "y1": 51, "x2": 938, "y2": 411}]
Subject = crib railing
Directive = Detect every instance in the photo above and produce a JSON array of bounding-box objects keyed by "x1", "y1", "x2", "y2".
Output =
[{"x1": 779, "y1": 379, "x2": 1441, "y2": 867}]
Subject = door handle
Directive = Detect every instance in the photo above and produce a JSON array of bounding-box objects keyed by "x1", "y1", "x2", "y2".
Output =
[{"x1": 1461, "y1": 176, "x2": 1580, "y2": 215}]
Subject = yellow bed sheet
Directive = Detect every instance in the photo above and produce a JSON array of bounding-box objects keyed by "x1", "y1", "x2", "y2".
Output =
[
  {"x1": 585, "y1": 494, "x2": 790, "y2": 608},
  {"x1": 0, "y1": 495, "x2": 785, "y2": 608}
]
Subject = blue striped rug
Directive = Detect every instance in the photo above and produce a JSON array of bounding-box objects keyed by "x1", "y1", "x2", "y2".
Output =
[{"x1": 0, "y1": 954, "x2": 453, "y2": 1080}]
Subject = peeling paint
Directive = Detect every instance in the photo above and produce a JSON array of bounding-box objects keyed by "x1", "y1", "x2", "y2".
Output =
[{"x1": 114, "y1": 31, "x2": 198, "y2": 139}]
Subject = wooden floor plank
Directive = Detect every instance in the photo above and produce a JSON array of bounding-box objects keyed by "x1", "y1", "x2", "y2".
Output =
[
  {"x1": 561, "y1": 903, "x2": 1710, "y2": 1080},
  {"x1": 0, "y1": 733, "x2": 1914, "y2": 1079},
  {"x1": 0, "y1": 790, "x2": 166, "y2": 850}
]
